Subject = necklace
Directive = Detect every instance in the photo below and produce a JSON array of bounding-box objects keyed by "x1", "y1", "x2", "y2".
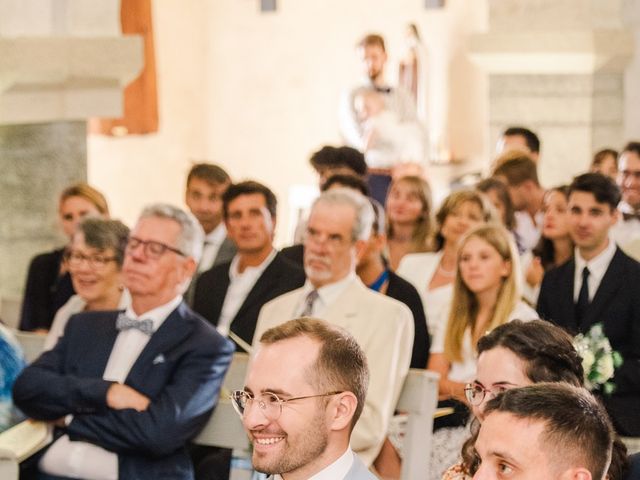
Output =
[{"x1": 438, "y1": 263, "x2": 456, "y2": 277}]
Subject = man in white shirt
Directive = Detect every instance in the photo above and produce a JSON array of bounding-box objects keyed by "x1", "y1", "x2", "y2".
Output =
[
  {"x1": 493, "y1": 153, "x2": 545, "y2": 251},
  {"x1": 235, "y1": 318, "x2": 376, "y2": 480},
  {"x1": 254, "y1": 189, "x2": 414, "y2": 466},
  {"x1": 185, "y1": 163, "x2": 236, "y2": 274},
  {"x1": 193, "y1": 181, "x2": 305, "y2": 350},
  {"x1": 611, "y1": 142, "x2": 640, "y2": 258},
  {"x1": 537, "y1": 173, "x2": 640, "y2": 437},
  {"x1": 14, "y1": 204, "x2": 234, "y2": 480}
]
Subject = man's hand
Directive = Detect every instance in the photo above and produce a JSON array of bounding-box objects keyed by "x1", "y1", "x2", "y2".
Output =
[{"x1": 106, "y1": 383, "x2": 150, "y2": 412}]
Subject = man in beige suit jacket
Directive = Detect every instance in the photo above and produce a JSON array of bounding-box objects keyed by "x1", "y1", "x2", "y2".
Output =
[{"x1": 254, "y1": 189, "x2": 414, "y2": 467}]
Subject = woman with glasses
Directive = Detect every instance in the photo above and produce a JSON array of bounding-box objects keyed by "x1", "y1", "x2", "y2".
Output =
[
  {"x1": 427, "y1": 224, "x2": 537, "y2": 479},
  {"x1": 443, "y1": 319, "x2": 631, "y2": 480},
  {"x1": 19, "y1": 183, "x2": 110, "y2": 332},
  {"x1": 44, "y1": 218, "x2": 130, "y2": 350}
]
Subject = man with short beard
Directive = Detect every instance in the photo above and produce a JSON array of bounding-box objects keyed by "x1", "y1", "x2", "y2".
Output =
[
  {"x1": 254, "y1": 188, "x2": 414, "y2": 467},
  {"x1": 234, "y1": 318, "x2": 376, "y2": 479}
]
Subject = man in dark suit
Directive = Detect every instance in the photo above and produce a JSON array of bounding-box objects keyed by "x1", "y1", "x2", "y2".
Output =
[
  {"x1": 193, "y1": 181, "x2": 305, "y2": 350},
  {"x1": 13, "y1": 204, "x2": 235, "y2": 480},
  {"x1": 537, "y1": 173, "x2": 640, "y2": 437}
]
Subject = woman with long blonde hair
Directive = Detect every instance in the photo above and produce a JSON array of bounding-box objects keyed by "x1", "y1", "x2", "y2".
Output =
[{"x1": 426, "y1": 224, "x2": 538, "y2": 479}]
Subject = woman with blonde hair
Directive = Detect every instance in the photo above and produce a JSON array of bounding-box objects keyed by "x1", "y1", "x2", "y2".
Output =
[
  {"x1": 398, "y1": 189, "x2": 495, "y2": 341},
  {"x1": 19, "y1": 183, "x2": 109, "y2": 332},
  {"x1": 385, "y1": 175, "x2": 433, "y2": 270}
]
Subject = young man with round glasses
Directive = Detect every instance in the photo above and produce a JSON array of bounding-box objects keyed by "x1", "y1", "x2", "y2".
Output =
[{"x1": 233, "y1": 317, "x2": 376, "y2": 479}]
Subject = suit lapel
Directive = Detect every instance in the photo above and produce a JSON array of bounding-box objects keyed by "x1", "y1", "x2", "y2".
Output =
[
  {"x1": 581, "y1": 249, "x2": 624, "y2": 331},
  {"x1": 209, "y1": 267, "x2": 231, "y2": 325},
  {"x1": 561, "y1": 260, "x2": 578, "y2": 332},
  {"x1": 80, "y1": 312, "x2": 120, "y2": 378},
  {"x1": 232, "y1": 255, "x2": 282, "y2": 326},
  {"x1": 128, "y1": 302, "x2": 194, "y2": 376},
  {"x1": 323, "y1": 280, "x2": 362, "y2": 325}
]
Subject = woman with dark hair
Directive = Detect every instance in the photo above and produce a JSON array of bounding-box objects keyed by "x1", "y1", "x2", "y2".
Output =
[
  {"x1": 44, "y1": 218, "x2": 130, "y2": 349},
  {"x1": 19, "y1": 183, "x2": 109, "y2": 332},
  {"x1": 522, "y1": 185, "x2": 573, "y2": 304},
  {"x1": 441, "y1": 320, "x2": 630, "y2": 480}
]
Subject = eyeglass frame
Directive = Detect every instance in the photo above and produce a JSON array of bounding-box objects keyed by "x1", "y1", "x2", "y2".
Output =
[
  {"x1": 230, "y1": 389, "x2": 345, "y2": 421},
  {"x1": 125, "y1": 236, "x2": 186, "y2": 259},
  {"x1": 64, "y1": 250, "x2": 118, "y2": 269},
  {"x1": 464, "y1": 382, "x2": 520, "y2": 406}
]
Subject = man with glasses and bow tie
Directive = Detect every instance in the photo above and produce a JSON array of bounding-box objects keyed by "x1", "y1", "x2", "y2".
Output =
[
  {"x1": 611, "y1": 142, "x2": 640, "y2": 260},
  {"x1": 254, "y1": 189, "x2": 414, "y2": 468},
  {"x1": 14, "y1": 204, "x2": 234, "y2": 480},
  {"x1": 234, "y1": 317, "x2": 376, "y2": 480}
]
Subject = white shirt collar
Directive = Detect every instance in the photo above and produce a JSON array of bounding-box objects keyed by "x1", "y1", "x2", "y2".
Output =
[
  {"x1": 125, "y1": 295, "x2": 183, "y2": 332},
  {"x1": 205, "y1": 222, "x2": 227, "y2": 245},
  {"x1": 299, "y1": 273, "x2": 357, "y2": 316},
  {"x1": 573, "y1": 239, "x2": 617, "y2": 301},
  {"x1": 229, "y1": 248, "x2": 277, "y2": 281},
  {"x1": 273, "y1": 448, "x2": 354, "y2": 480}
]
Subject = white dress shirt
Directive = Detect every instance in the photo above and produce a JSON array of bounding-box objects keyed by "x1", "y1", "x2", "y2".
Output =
[
  {"x1": 198, "y1": 223, "x2": 227, "y2": 273},
  {"x1": 40, "y1": 295, "x2": 183, "y2": 480},
  {"x1": 611, "y1": 201, "x2": 640, "y2": 250},
  {"x1": 217, "y1": 249, "x2": 276, "y2": 336},
  {"x1": 514, "y1": 210, "x2": 543, "y2": 251},
  {"x1": 273, "y1": 448, "x2": 354, "y2": 480},
  {"x1": 296, "y1": 273, "x2": 357, "y2": 317},
  {"x1": 573, "y1": 239, "x2": 617, "y2": 302}
]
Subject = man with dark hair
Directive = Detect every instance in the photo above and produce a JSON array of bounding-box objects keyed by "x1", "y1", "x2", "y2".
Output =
[
  {"x1": 612, "y1": 141, "x2": 640, "y2": 258},
  {"x1": 475, "y1": 383, "x2": 614, "y2": 480},
  {"x1": 493, "y1": 153, "x2": 545, "y2": 250},
  {"x1": 235, "y1": 318, "x2": 375, "y2": 479},
  {"x1": 255, "y1": 189, "x2": 414, "y2": 467},
  {"x1": 14, "y1": 204, "x2": 234, "y2": 479},
  {"x1": 193, "y1": 181, "x2": 305, "y2": 350},
  {"x1": 339, "y1": 33, "x2": 421, "y2": 155},
  {"x1": 496, "y1": 126, "x2": 541, "y2": 162},
  {"x1": 309, "y1": 146, "x2": 368, "y2": 189},
  {"x1": 185, "y1": 163, "x2": 236, "y2": 274},
  {"x1": 538, "y1": 172, "x2": 640, "y2": 436}
]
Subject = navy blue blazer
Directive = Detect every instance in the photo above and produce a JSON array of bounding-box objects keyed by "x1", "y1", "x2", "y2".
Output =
[
  {"x1": 13, "y1": 302, "x2": 235, "y2": 480},
  {"x1": 537, "y1": 247, "x2": 640, "y2": 436}
]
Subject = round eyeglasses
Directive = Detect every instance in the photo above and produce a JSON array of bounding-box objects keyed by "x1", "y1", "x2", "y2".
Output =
[
  {"x1": 230, "y1": 390, "x2": 344, "y2": 421},
  {"x1": 125, "y1": 236, "x2": 186, "y2": 259},
  {"x1": 464, "y1": 383, "x2": 517, "y2": 406}
]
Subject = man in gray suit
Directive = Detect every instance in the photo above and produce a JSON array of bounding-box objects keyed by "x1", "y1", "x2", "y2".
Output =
[{"x1": 233, "y1": 318, "x2": 376, "y2": 479}]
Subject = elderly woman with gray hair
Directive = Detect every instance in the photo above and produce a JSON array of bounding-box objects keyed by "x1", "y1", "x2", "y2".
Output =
[{"x1": 44, "y1": 218, "x2": 130, "y2": 350}]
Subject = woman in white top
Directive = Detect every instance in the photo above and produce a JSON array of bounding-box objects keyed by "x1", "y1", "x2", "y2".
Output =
[
  {"x1": 385, "y1": 175, "x2": 433, "y2": 270},
  {"x1": 522, "y1": 186, "x2": 573, "y2": 305},
  {"x1": 397, "y1": 190, "x2": 496, "y2": 340},
  {"x1": 45, "y1": 218, "x2": 130, "y2": 350},
  {"x1": 429, "y1": 224, "x2": 537, "y2": 402},
  {"x1": 426, "y1": 224, "x2": 538, "y2": 480}
]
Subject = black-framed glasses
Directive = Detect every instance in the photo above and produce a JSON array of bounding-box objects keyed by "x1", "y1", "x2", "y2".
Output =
[
  {"x1": 125, "y1": 236, "x2": 186, "y2": 259},
  {"x1": 464, "y1": 382, "x2": 517, "y2": 406},
  {"x1": 65, "y1": 250, "x2": 118, "y2": 269},
  {"x1": 230, "y1": 390, "x2": 344, "y2": 421}
]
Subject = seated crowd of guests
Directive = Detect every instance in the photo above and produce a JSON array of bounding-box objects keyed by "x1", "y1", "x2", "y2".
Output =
[{"x1": 2, "y1": 128, "x2": 640, "y2": 480}]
